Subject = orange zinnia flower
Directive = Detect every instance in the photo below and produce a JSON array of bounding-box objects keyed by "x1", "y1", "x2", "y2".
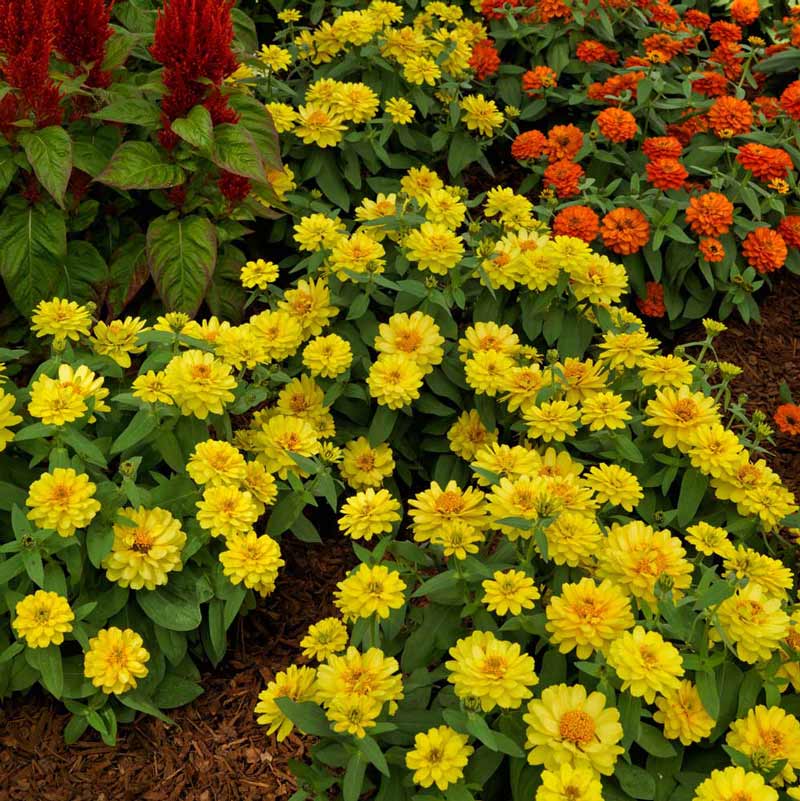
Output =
[
  {"x1": 774, "y1": 403, "x2": 800, "y2": 436},
  {"x1": 730, "y1": 0, "x2": 760, "y2": 25},
  {"x1": 692, "y1": 71, "x2": 729, "y2": 98},
  {"x1": 753, "y1": 95, "x2": 782, "y2": 122},
  {"x1": 636, "y1": 281, "x2": 666, "y2": 317},
  {"x1": 469, "y1": 38, "x2": 501, "y2": 80},
  {"x1": 522, "y1": 66, "x2": 557, "y2": 96},
  {"x1": 642, "y1": 137, "x2": 683, "y2": 160},
  {"x1": 545, "y1": 124, "x2": 584, "y2": 160},
  {"x1": 685, "y1": 192, "x2": 734, "y2": 236},
  {"x1": 544, "y1": 159, "x2": 584, "y2": 198},
  {"x1": 596, "y1": 107, "x2": 637, "y2": 142},
  {"x1": 778, "y1": 215, "x2": 800, "y2": 249},
  {"x1": 707, "y1": 95, "x2": 753, "y2": 136},
  {"x1": 699, "y1": 237, "x2": 725, "y2": 262},
  {"x1": 646, "y1": 158, "x2": 688, "y2": 190},
  {"x1": 576, "y1": 39, "x2": 618, "y2": 64},
  {"x1": 736, "y1": 143, "x2": 793, "y2": 181},
  {"x1": 709, "y1": 21, "x2": 742, "y2": 43},
  {"x1": 684, "y1": 9, "x2": 710, "y2": 29},
  {"x1": 552, "y1": 205, "x2": 600, "y2": 242},
  {"x1": 780, "y1": 81, "x2": 800, "y2": 121},
  {"x1": 600, "y1": 208, "x2": 650, "y2": 254},
  {"x1": 511, "y1": 130, "x2": 547, "y2": 161},
  {"x1": 741, "y1": 227, "x2": 787, "y2": 273}
]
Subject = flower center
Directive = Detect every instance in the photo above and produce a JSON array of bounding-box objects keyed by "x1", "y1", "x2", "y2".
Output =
[
  {"x1": 434, "y1": 491, "x2": 465, "y2": 515},
  {"x1": 191, "y1": 364, "x2": 212, "y2": 381},
  {"x1": 480, "y1": 655, "x2": 508, "y2": 679},
  {"x1": 354, "y1": 453, "x2": 375, "y2": 472},
  {"x1": 559, "y1": 710, "x2": 596, "y2": 745},
  {"x1": 672, "y1": 399, "x2": 698, "y2": 422},
  {"x1": 132, "y1": 529, "x2": 154, "y2": 553}
]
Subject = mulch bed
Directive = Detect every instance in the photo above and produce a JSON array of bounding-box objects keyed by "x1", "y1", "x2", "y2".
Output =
[
  {"x1": 686, "y1": 270, "x2": 800, "y2": 500},
  {"x1": 0, "y1": 534, "x2": 355, "y2": 801}
]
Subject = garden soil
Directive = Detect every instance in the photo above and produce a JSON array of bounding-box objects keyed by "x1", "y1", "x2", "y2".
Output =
[
  {"x1": 1, "y1": 275, "x2": 799, "y2": 801},
  {"x1": 692, "y1": 271, "x2": 800, "y2": 500},
  {"x1": 0, "y1": 534, "x2": 355, "y2": 801}
]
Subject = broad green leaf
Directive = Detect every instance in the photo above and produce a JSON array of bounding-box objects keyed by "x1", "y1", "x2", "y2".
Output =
[
  {"x1": 137, "y1": 576, "x2": 203, "y2": 632},
  {"x1": 92, "y1": 99, "x2": 161, "y2": 128},
  {"x1": 153, "y1": 674, "x2": 203, "y2": 709},
  {"x1": 19, "y1": 126, "x2": 72, "y2": 207},
  {"x1": 275, "y1": 698, "x2": 333, "y2": 737},
  {"x1": 172, "y1": 105, "x2": 214, "y2": 153},
  {"x1": 64, "y1": 240, "x2": 108, "y2": 306},
  {"x1": 97, "y1": 141, "x2": 185, "y2": 190},
  {"x1": 147, "y1": 215, "x2": 217, "y2": 315},
  {"x1": 677, "y1": 469, "x2": 708, "y2": 527},
  {"x1": 212, "y1": 123, "x2": 266, "y2": 182},
  {"x1": 111, "y1": 408, "x2": 158, "y2": 454},
  {"x1": 0, "y1": 201, "x2": 67, "y2": 315},
  {"x1": 25, "y1": 644, "x2": 64, "y2": 698},
  {"x1": 106, "y1": 233, "x2": 149, "y2": 317}
]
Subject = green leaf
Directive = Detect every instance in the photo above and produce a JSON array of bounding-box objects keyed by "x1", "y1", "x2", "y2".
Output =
[
  {"x1": 228, "y1": 94, "x2": 281, "y2": 171},
  {"x1": 274, "y1": 698, "x2": 333, "y2": 737},
  {"x1": 615, "y1": 761, "x2": 656, "y2": 800},
  {"x1": 111, "y1": 409, "x2": 158, "y2": 454},
  {"x1": 19, "y1": 127, "x2": 72, "y2": 207},
  {"x1": 697, "y1": 669, "x2": 720, "y2": 719},
  {"x1": 106, "y1": 234, "x2": 149, "y2": 317},
  {"x1": 137, "y1": 578, "x2": 203, "y2": 632},
  {"x1": 172, "y1": 105, "x2": 215, "y2": 153},
  {"x1": 637, "y1": 722, "x2": 677, "y2": 757},
  {"x1": 356, "y1": 735, "x2": 390, "y2": 777},
  {"x1": 97, "y1": 142, "x2": 185, "y2": 190},
  {"x1": 153, "y1": 674, "x2": 204, "y2": 709},
  {"x1": 118, "y1": 690, "x2": 174, "y2": 724},
  {"x1": 368, "y1": 406, "x2": 397, "y2": 445},
  {"x1": 343, "y1": 753, "x2": 367, "y2": 801},
  {"x1": 0, "y1": 146, "x2": 19, "y2": 196},
  {"x1": 267, "y1": 493, "x2": 306, "y2": 536},
  {"x1": 92, "y1": 99, "x2": 161, "y2": 128},
  {"x1": 212, "y1": 123, "x2": 266, "y2": 181},
  {"x1": 676, "y1": 469, "x2": 708, "y2": 527},
  {"x1": 147, "y1": 215, "x2": 217, "y2": 315},
  {"x1": 26, "y1": 644, "x2": 64, "y2": 698},
  {"x1": 64, "y1": 240, "x2": 108, "y2": 305},
  {"x1": 0, "y1": 201, "x2": 67, "y2": 315}
]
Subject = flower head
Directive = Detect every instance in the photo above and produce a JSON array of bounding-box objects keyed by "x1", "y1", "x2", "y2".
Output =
[
  {"x1": 406, "y1": 726, "x2": 474, "y2": 790},
  {"x1": 26, "y1": 468, "x2": 100, "y2": 537},
  {"x1": 13, "y1": 590, "x2": 74, "y2": 648},
  {"x1": 84, "y1": 627, "x2": 150, "y2": 694}
]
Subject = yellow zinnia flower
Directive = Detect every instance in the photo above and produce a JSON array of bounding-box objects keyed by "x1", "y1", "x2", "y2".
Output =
[
  {"x1": 26, "y1": 467, "x2": 100, "y2": 538},
  {"x1": 13, "y1": 590, "x2": 74, "y2": 648},
  {"x1": 84, "y1": 627, "x2": 149, "y2": 695}
]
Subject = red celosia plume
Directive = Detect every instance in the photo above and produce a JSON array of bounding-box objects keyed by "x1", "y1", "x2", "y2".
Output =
[
  {"x1": 54, "y1": 0, "x2": 115, "y2": 88},
  {"x1": 151, "y1": 0, "x2": 239, "y2": 149},
  {"x1": 0, "y1": 0, "x2": 62, "y2": 129}
]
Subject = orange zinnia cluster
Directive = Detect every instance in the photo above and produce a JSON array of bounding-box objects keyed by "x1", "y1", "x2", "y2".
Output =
[
  {"x1": 469, "y1": 38, "x2": 501, "y2": 80},
  {"x1": 780, "y1": 80, "x2": 800, "y2": 120},
  {"x1": 544, "y1": 159, "x2": 584, "y2": 198},
  {"x1": 587, "y1": 72, "x2": 645, "y2": 104},
  {"x1": 636, "y1": 281, "x2": 666, "y2": 317},
  {"x1": 707, "y1": 95, "x2": 753, "y2": 137},
  {"x1": 778, "y1": 216, "x2": 800, "y2": 249},
  {"x1": 511, "y1": 130, "x2": 547, "y2": 161},
  {"x1": 545, "y1": 124, "x2": 584, "y2": 160},
  {"x1": 552, "y1": 205, "x2": 600, "y2": 242},
  {"x1": 596, "y1": 107, "x2": 637, "y2": 142},
  {"x1": 736, "y1": 143, "x2": 794, "y2": 181},
  {"x1": 576, "y1": 39, "x2": 618, "y2": 64},
  {"x1": 685, "y1": 192, "x2": 734, "y2": 237},
  {"x1": 730, "y1": 0, "x2": 760, "y2": 25},
  {"x1": 600, "y1": 207, "x2": 650, "y2": 254},
  {"x1": 741, "y1": 227, "x2": 787, "y2": 273},
  {"x1": 522, "y1": 66, "x2": 557, "y2": 96},
  {"x1": 775, "y1": 403, "x2": 800, "y2": 436}
]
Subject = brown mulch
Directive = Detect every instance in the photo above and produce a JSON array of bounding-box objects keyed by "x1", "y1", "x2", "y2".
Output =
[
  {"x1": 0, "y1": 534, "x2": 355, "y2": 801},
  {"x1": 684, "y1": 271, "x2": 800, "y2": 499}
]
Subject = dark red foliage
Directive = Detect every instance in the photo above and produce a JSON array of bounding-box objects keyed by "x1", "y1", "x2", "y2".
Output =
[
  {"x1": 0, "y1": 0, "x2": 62, "y2": 129},
  {"x1": 54, "y1": 0, "x2": 115, "y2": 88},
  {"x1": 218, "y1": 170, "x2": 251, "y2": 206},
  {"x1": 151, "y1": 0, "x2": 239, "y2": 146}
]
